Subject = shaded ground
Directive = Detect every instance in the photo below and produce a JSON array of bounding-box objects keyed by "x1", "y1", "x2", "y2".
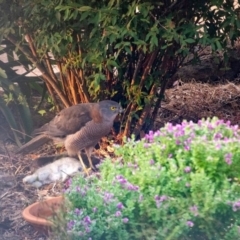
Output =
[
  {"x1": 0, "y1": 107, "x2": 64, "y2": 240},
  {"x1": 0, "y1": 161, "x2": 48, "y2": 240},
  {"x1": 0, "y1": 147, "x2": 63, "y2": 240},
  {"x1": 1, "y1": 81, "x2": 240, "y2": 239}
]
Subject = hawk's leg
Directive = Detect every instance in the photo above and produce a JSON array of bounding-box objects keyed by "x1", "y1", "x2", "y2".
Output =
[
  {"x1": 77, "y1": 153, "x2": 91, "y2": 176},
  {"x1": 85, "y1": 146, "x2": 96, "y2": 170}
]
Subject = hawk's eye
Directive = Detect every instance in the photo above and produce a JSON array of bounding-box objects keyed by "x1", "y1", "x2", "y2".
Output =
[{"x1": 110, "y1": 106, "x2": 116, "y2": 110}]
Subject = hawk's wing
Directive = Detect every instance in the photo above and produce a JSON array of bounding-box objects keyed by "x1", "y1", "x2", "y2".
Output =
[
  {"x1": 33, "y1": 103, "x2": 97, "y2": 138},
  {"x1": 16, "y1": 103, "x2": 102, "y2": 154}
]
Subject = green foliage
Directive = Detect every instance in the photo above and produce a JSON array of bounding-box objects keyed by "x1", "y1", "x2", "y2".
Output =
[
  {"x1": 55, "y1": 117, "x2": 240, "y2": 239},
  {"x1": 0, "y1": 65, "x2": 33, "y2": 144}
]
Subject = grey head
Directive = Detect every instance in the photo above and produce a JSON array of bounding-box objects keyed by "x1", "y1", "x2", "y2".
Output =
[{"x1": 98, "y1": 100, "x2": 123, "y2": 121}]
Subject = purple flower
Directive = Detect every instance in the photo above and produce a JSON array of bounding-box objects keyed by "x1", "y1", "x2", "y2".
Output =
[
  {"x1": 76, "y1": 186, "x2": 87, "y2": 196},
  {"x1": 154, "y1": 130, "x2": 161, "y2": 137},
  {"x1": 189, "y1": 205, "x2": 198, "y2": 216},
  {"x1": 83, "y1": 216, "x2": 91, "y2": 225},
  {"x1": 143, "y1": 143, "x2": 150, "y2": 148},
  {"x1": 226, "y1": 120, "x2": 231, "y2": 126},
  {"x1": 115, "y1": 211, "x2": 122, "y2": 217},
  {"x1": 74, "y1": 208, "x2": 82, "y2": 216},
  {"x1": 225, "y1": 153, "x2": 233, "y2": 165},
  {"x1": 127, "y1": 183, "x2": 139, "y2": 191},
  {"x1": 116, "y1": 175, "x2": 127, "y2": 184},
  {"x1": 145, "y1": 130, "x2": 154, "y2": 143},
  {"x1": 207, "y1": 124, "x2": 214, "y2": 130},
  {"x1": 149, "y1": 159, "x2": 155, "y2": 165},
  {"x1": 214, "y1": 132, "x2": 223, "y2": 140},
  {"x1": 117, "y1": 202, "x2": 124, "y2": 210},
  {"x1": 198, "y1": 119, "x2": 202, "y2": 127},
  {"x1": 232, "y1": 200, "x2": 240, "y2": 211},
  {"x1": 185, "y1": 182, "x2": 191, "y2": 187},
  {"x1": 174, "y1": 125, "x2": 185, "y2": 138},
  {"x1": 166, "y1": 123, "x2": 174, "y2": 133},
  {"x1": 176, "y1": 139, "x2": 181, "y2": 145},
  {"x1": 184, "y1": 145, "x2": 190, "y2": 151},
  {"x1": 67, "y1": 220, "x2": 75, "y2": 230},
  {"x1": 116, "y1": 175, "x2": 139, "y2": 191},
  {"x1": 186, "y1": 221, "x2": 194, "y2": 227},
  {"x1": 65, "y1": 178, "x2": 72, "y2": 188},
  {"x1": 154, "y1": 195, "x2": 167, "y2": 208},
  {"x1": 184, "y1": 166, "x2": 191, "y2": 173},
  {"x1": 103, "y1": 192, "x2": 114, "y2": 203},
  {"x1": 168, "y1": 154, "x2": 173, "y2": 158},
  {"x1": 92, "y1": 207, "x2": 97, "y2": 213},
  {"x1": 154, "y1": 195, "x2": 168, "y2": 202},
  {"x1": 216, "y1": 119, "x2": 224, "y2": 126},
  {"x1": 122, "y1": 218, "x2": 129, "y2": 223}
]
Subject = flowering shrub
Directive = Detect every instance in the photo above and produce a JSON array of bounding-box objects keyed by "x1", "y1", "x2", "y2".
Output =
[{"x1": 55, "y1": 117, "x2": 240, "y2": 239}]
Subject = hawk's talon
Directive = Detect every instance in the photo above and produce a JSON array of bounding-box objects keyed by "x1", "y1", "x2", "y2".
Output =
[{"x1": 83, "y1": 167, "x2": 92, "y2": 176}]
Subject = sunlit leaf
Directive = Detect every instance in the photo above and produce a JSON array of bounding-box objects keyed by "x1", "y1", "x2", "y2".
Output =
[
  {"x1": 0, "y1": 67, "x2": 7, "y2": 78},
  {"x1": 78, "y1": 6, "x2": 92, "y2": 12}
]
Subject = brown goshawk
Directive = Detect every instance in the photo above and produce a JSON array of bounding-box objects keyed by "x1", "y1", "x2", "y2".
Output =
[{"x1": 18, "y1": 100, "x2": 123, "y2": 173}]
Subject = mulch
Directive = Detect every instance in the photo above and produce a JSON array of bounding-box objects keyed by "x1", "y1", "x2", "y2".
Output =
[
  {"x1": 155, "y1": 81, "x2": 240, "y2": 129},
  {"x1": 1, "y1": 81, "x2": 240, "y2": 240},
  {"x1": 0, "y1": 145, "x2": 63, "y2": 240}
]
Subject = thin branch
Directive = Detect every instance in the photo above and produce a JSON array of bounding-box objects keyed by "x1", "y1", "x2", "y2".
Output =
[
  {"x1": 123, "y1": 102, "x2": 137, "y2": 137},
  {"x1": 45, "y1": 52, "x2": 58, "y2": 83},
  {"x1": 57, "y1": 62, "x2": 67, "y2": 96},
  {"x1": 7, "y1": 34, "x2": 71, "y2": 107},
  {"x1": 130, "y1": 53, "x2": 144, "y2": 86},
  {"x1": 25, "y1": 34, "x2": 38, "y2": 58},
  {"x1": 133, "y1": 84, "x2": 158, "y2": 136},
  {"x1": 138, "y1": 51, "x2": 158, "y2": 89},
  {"x1": 70, "y1": 69, "x2": 78, "y2": 105}
]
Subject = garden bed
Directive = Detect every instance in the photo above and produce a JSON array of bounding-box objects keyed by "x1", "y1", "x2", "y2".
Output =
[{"x1": 1, "y1": 81, "x2": 240, "y2": 239}]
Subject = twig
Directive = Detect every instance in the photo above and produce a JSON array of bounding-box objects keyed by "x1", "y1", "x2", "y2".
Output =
[
  {"x1": 0, "y1": 191, "x2": 9, "y2": 200},
  {"x1": 15, "y1": 165, "x2": 22, "y2": 175}
]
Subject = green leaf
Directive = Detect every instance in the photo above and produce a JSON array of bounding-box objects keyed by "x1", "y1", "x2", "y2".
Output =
[
  {"x1": 0, "y1": 98, "x2": 22, "y2": 146},
  {"x1": 38, "y1": 109, "x2": 46, "y2": 116},
  {"x1": 80, "y1": 11, "x2": 89, "y2": 20},
  {"x1": 151, "y1": 35, "x2": 158, "y2": 47},
  {"x1": 0, "y1": 68, "x2": 7, "y2": 78},
  {"x1": 55, "y1": 11, "x2": 61, "y2": 21},
  {"x1": 125, "y1": 46, "x2": 131, "y2": 54},
  {"x1": 185, "y1": 38, "x2": 195, "y2": 43},
  {"x1": 107, "y1": 59, "x2": 119, "y2": 68},
  {"x1": 78, "y1": 6, "x2": 92, "y2": 12},
  {"x1": 215, "y1": 40, "x2": 222, "y2": 50}
]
